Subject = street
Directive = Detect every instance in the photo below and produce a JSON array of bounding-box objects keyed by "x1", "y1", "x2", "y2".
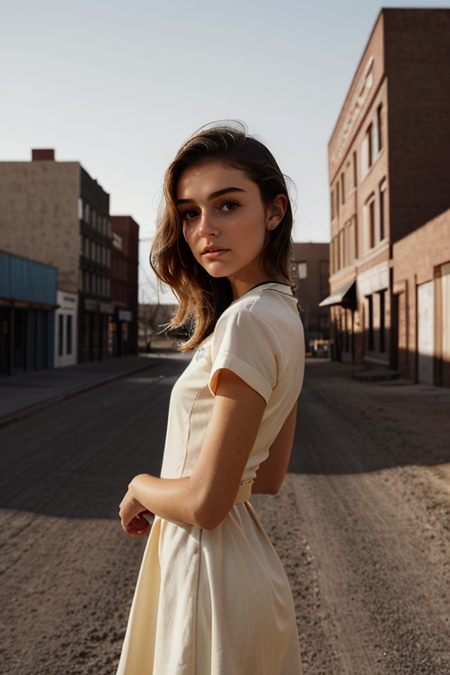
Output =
[{"x1": 1, "y1": 358, "x2": 450, "y2": 674}]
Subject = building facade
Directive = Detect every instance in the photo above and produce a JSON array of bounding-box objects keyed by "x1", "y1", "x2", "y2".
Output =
[
  {"x1": 325, "y1": 9, "x2": 450, "y2": 370},
  {"x1": 0, "y1": 149, "x2": 113, "y2": 366},
  {"x1": 292, "y1": 243, "x2": 330, "y2": 352},
  {"x1": 393, "y1": 210, "x2": 450, "y2": 387},
  {"x1": 78, "y1": 166, "x2": 113, "y2": 362},
  {"x1": 110, "y1": 216, "x2": 139, "y2": 357},
  {"x1": 0, "y1": 251, "x2": 57, "y2": 374}
]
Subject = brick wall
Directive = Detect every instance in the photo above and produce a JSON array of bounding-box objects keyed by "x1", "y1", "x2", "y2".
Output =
[
  {"x1": 0, "y1": 161, "x2": 80, "y2": 293},
  {"x1": 386, "y1": 9, "x2": 450, "y2": 242},
  {"x1": 393, "y1": 209, "x2": 450, "y2": 384}
]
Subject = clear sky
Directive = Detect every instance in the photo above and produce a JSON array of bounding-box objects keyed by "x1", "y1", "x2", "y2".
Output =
[{"x1": 2, "y1": 0, "x2": 448, "y2": 301}]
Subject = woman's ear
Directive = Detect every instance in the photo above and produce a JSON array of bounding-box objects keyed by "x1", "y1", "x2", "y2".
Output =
[{"x1": 266, "y1": 194, "x2": 288, "y2": 231}]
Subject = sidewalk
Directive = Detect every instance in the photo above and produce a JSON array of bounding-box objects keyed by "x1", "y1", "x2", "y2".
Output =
[{"x1": 0, "y1": 354, "x2": 161, "y2": 428}]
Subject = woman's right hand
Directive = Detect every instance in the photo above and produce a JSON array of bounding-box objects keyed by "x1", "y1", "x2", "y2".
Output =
[{"x1": 124, "y1": 510, "x2": 154, "y2": 537}]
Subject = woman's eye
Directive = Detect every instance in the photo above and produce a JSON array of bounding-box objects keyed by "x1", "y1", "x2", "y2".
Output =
[
  {"x1": 179, "y1": 209, "x2": 198, "y2": 221},
  {"x1": 220, "y1": 200, "x2": 240, "y2": 212}
]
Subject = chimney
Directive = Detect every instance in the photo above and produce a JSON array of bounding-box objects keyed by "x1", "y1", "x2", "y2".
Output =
[{"x1": 32, "y1": 149, "x2": 55, "y2": 161}]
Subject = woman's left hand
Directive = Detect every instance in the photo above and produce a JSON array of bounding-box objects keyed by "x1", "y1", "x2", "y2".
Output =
[{"x1": 119, "y1": 487, "x2": 153, "y2": 537}]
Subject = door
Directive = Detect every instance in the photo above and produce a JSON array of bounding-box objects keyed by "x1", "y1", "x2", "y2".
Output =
[
  {"x1": 441, "y1": 263, "x2": 450, "y2": 385},
  {"x1": 417, "y1": 281, "x2": 434, "y2": 385}
]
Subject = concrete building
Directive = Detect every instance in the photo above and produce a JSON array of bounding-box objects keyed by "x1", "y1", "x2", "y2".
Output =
[
  {"x1": 0, "y1": 251, "x2": 57, "y2": 374},
  {"x1": 110, "y1": 216, "x2": 139, "y2": 357},
  {"x1": 0, "y1": 149, "x2": 113, "y2": 366},
  {"x1": 324, "y1": 9, "x2": 450, "y2": 368},
  {"x1": 292, "y1": 243, "x2": 330, "y2": 352},
  {"x1": 393, "y1": 210, "x2": 450, "y2": 387}
]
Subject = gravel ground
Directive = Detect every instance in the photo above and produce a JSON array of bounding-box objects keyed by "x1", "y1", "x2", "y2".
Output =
[
  {"x1": 1, "y1": 358, "x2": 450, "y2": 674},
  {"x1": 254, "y1": 361, "x2": 450, "y2": 674}
]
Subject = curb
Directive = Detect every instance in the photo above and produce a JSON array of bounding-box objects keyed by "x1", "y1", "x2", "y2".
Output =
[{"x1": 0, "y1": 358, "x2": 161, "y2": 429}]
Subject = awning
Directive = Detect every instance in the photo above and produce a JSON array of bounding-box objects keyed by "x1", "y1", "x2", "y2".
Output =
[{"x1": 319, "y1": 278, "x2": 356, "y2": 308}]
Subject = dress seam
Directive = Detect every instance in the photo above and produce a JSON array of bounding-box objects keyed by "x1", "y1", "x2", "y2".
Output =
[{"x1": 179, "y1": 388, "x2": 201, "y2": 477}]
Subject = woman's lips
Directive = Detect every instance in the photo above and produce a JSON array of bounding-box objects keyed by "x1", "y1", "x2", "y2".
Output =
[{"x1": 202, "y1": 248, "x2": 229, "y2": 258}]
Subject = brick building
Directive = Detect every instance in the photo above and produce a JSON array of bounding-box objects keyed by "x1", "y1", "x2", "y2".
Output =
[
  {"x1": 292, "y1": 243, "x2": 330, "y2": 351},
  {"x1": 325, "y1": 9, "x2": 450, "y2": 368},
  {"x1": 110, "y1": 216, "x2": 139, "y2": 356},
  {"x1": 393, "y1": 210, "x2": 450, "y2": 387},
  {"x1": 0, "y1": 149, "x2": 113, "y2": 366}
]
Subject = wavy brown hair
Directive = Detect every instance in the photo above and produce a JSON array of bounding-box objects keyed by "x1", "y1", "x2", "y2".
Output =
[{"x1": 150, "y1": 122, "x2": 295, "y2": 351}]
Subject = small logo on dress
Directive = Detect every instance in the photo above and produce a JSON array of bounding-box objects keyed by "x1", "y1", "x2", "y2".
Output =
[{"x1": 195, "y1": 340, "x2": 211, "y2": 362}]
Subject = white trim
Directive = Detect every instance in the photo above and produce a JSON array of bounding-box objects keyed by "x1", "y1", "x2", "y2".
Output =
[{"x1": 54, "y1": 291, "x2": 78, "y2": 368}]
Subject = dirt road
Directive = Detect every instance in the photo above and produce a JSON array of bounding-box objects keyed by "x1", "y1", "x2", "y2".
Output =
[
  {"x1": 258, "y1": 360, "x2": 450, "y2": 674},
  {"x1": 1, "y1": 358, "x2": 450, "y2": 674}
]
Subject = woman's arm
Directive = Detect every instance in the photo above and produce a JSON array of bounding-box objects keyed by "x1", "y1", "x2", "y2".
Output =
[
  {"x1": 119, "y1": 368, "x2": 266, "y2": 533},
  {"x1": 251, "y1": 402, "x2": 298, "y2": 495}
]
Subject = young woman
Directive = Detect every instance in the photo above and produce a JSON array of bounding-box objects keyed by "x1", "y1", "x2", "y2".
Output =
[{"x1": 117, "y1": 123, "x2": 305, "y2": 675}]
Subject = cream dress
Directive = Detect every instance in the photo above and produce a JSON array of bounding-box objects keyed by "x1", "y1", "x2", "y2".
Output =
[{"x1": 116, "y1": 282, "x2": 305, "y2": 675}]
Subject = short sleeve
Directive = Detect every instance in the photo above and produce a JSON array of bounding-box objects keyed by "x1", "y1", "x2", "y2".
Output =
[{"x1": 209, "y1": 308, "x2": 281, "y2": 403}]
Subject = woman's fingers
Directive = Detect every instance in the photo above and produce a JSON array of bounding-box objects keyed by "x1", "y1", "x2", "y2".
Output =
[{"x1": 124, "y1": 512, "x2": 154, "y2": 537}]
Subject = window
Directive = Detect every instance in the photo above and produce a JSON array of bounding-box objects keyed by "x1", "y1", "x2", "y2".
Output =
[
  {"x1": 78, "y1": 198, "x2": 83, "y2": 220},
  {"x1": 330, "y1": 189, "x2": 335, "y2": 220},
  {"x1": 297, "y1": 262, "x2": 307, "y2": 279},
  {"x1": 365, "y1": 195, "x2": 376, "y2": 249},
  {"x1": 369, "y1": 199, "x2": 375, "y2": 248},
  {"x1": 346, "y1": 217, "x2": 357, "y2": 264},
  {"x1": 340, "y1": 172, "x2": 345, "y2": 205},
  {"x1": 377, "y1": 104, "x2": 383, "y2": 152},
  {"x1": 66, "y1": 315, "x2": 73, "y2": 355},
  {"x1": 367, "y1": 123, "x2": 373, "y2": 168},
  {"x1": 336, "y1": 182, "x2": 340, "y2": 217},
  {"x1": 379, "y1": 179, "x2": 386, "y2": 240}
]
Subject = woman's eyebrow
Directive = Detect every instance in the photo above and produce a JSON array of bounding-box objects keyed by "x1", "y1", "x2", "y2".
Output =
[{"x1": 176, "y1": 187, "x2": 245, "y2": 206}]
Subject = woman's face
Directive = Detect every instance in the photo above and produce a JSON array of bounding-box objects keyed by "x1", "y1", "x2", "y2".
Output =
[{"x1": 176, "y1": 162, "x2": 284, "y2": 300}]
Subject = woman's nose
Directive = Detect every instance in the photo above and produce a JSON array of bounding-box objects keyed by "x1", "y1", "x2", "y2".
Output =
[{"x1": 198, "y1": 212, "x2": 220, "y2": 238}]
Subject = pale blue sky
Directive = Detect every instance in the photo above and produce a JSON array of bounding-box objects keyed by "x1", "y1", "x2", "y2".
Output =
[{"x1": 1, "y1": 0, "x2": 448, "y2": 301}]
